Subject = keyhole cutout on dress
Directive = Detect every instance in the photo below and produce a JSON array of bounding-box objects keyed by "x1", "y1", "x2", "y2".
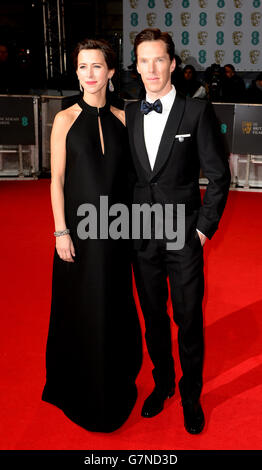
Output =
[{"x1": 97, "y1": 114, "x2": 105, "y2": 156}]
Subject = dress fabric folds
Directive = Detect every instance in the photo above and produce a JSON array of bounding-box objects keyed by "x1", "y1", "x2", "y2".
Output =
[{"x1": 42, "y1": 98, "x2": 142, "y2": 432}]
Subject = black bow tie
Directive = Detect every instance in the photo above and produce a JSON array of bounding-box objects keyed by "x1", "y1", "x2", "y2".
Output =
[{"x1": 140, "y1": 99, "x2": 163, "y2": 115}]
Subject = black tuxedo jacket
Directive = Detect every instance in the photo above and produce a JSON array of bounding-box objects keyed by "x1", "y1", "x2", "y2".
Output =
[{"x1": 125, "y1": 93, "x2": 231, "y2": 247}]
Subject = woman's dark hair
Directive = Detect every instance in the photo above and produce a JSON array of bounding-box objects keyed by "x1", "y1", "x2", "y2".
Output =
[
  {"x1": 224, "y1": 64, "x2": 235, "y2": 72},
  {"x1": 73, "y1": 38, "x2": 116, "y2": 70},
  {"x1": 183, "y1": 64, "x2": 197, "y2": 80},
  {"x1": 134, "y1": 28, "x2": 175, "y2": 63}
]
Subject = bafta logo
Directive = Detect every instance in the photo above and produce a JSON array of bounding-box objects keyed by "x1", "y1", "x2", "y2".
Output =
[
  {"x1": 242, "y1": 121, "x2": 252, "y2": 134},
  {"x1": 129, "y1": 0, "x2": 139, "y2": 8},
  {"x1": 198, "y1": 31, "x2": 208, "y2": 45},
  {"x1": 198, "y1": 0, "x2": 208, "y2": 7},
  {"x1": 146, "y1": 12, "x2": 157, "y2": 27},
  {"x1": 249, "y1": 50, "x2": 260, "y2": 64},
  {"x1": 232, "y1": 31, "x2": 243, "y2": 45},
  {"x1": 181, "y1": 12, "x2": 191, "y2": 27},
  {"x1": 180, "y1": 49, "x2": 191, "y2": 63},
  {"x1": 216, "y1": 12, "x2": 226, "y2": 27},
  {"x1": 129, "y1": 31, "x2": 138, "y2": 45},
  {"x1": 251, "y1": 12, "x2": 261, "y2": 27},
  {"x1": 163, "y1": 0, "x2": 173, "y2": 8},
  {"x1": 214, "y1": 50, "x2": 225, "y2": 64},
  {"x1": 233, "y1": 0, "x2": 243, "y2": 7}
]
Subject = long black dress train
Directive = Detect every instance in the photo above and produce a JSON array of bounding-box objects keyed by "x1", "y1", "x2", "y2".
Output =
[{"x1": 42, "y1": 97, "x2": 142, "y2": 432}]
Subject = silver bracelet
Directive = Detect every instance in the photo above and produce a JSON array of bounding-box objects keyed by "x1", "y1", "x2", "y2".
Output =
[{"x1": 54, "y1": 228, "x2": 70, "y2": 237}]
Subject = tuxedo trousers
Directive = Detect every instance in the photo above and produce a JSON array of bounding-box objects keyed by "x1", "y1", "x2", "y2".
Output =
[{"x1": 133, "y1": 231, "x2": 204, "y2": 401}]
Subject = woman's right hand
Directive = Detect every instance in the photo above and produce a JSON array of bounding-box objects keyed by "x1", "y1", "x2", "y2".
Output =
[{"x1": 56, "y1": 234, "x2": 76, "y2": 262}]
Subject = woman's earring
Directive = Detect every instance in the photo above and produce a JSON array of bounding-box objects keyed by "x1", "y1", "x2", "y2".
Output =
[
  {"x1": 79, "y1": 81, "x2": 83, "y2": 92},
  {"x1": 109, "y1": 78, "x2": 114, "y2": 92}
]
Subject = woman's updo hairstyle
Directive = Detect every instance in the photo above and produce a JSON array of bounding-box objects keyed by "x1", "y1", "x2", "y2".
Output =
[{"x1": 73, "y1": 38, "x2": 116, "y2": 71}]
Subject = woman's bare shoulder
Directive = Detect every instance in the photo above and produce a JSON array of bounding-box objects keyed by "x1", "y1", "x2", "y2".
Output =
[
  {"x1": 54, "y1": 103, "x2": 81, "y2": 122},
  {"x1": 53, "y1": 103, "x2": 82, "y2": 131},
  {"x1": 110, "y1": 106, "x2": 126, "y2": 126}
]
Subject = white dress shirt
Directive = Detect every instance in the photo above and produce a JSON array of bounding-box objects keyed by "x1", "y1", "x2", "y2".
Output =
[{"x1": 144, "y1": 85, "x2": 176, "y2": 170}]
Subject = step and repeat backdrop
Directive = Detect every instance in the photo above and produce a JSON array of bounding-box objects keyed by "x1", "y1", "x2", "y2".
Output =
[{"x1": 123, "y1": 0, "x2": 262, "y2": 71}]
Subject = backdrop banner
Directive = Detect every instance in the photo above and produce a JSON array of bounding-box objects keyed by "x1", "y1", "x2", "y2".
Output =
[
  {"x1": 123, "y1": 0, "x2": 262, "y2": 71},
  {"x1": 233, "y1": 103, "x2": 262, "y2": 154},
  {"x1": 0, "y1": 96, "x2": 35, "y2": 145}
]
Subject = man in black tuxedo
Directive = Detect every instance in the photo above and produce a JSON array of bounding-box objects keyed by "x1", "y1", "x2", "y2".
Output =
[{"x1": 125, "y1": 29, "x2": 231, "y2": 434}]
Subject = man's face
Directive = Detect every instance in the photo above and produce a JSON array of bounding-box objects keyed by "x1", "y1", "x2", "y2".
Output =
[
  {"x1": 184, "y1": 68, "x2": 193, "y2": 80},
  {"x1": 0, "y1": 45, "x2": 8, "y2": 63},
  {"x1": 136, "y1": 40, "x2": 176, "y2": 99},
  {"x1": 225, "y1": 66, "x2": 234, "y2": 79}
]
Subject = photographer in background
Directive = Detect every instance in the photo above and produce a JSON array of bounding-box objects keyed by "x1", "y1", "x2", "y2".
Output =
[
  {"x1": 245, "y1": 72, "x2": 262, "y2": 104},
  {"x1": 204, "y1": 63, "x2": 224, "y2": 102},
  {"x1": 221, "y1": 64, "x2": 246, "y2": 103},
  {"x1": 0, "y1": 41, "x2": 32, "y2": 94},
  {"x1": 0, "y1": 42, "x2": 15, "y2": 94},
  {"x1": 178, "y1": 64, "x2": 206, "y2": 99}
]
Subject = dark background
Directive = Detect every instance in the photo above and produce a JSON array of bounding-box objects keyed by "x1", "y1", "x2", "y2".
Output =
[
  {"x1": 0, "y1": 0, "x2": 123, "y2": 91},
  {"x1": 0, "y1": 1, "x2": 260, "y2": 99}
]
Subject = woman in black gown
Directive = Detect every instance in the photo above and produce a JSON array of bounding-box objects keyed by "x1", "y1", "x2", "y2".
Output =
[{"x1": 42, "y1": 39, "x2": 142, "y2": 432}]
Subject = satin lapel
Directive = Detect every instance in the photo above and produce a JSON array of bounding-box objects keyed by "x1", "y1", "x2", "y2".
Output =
[
  {"x1": 133, "y1": 103, "x2": 152, "y2": 176},
  {"x1": 151, "y1": 93, "x2": 186, "y2": 180}
]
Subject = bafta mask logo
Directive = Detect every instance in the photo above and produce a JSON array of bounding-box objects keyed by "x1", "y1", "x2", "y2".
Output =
[
  {"x1": 249, "y1": 50, "x2": 260, "y2": 64},
  {"x1": 181, "y1": 12, "x2": 191, "y2": 27},
  {"x1": 242, "y1": 121, "x2": 252, "y2": 134},
  {"x1": 251, "y1": 12, "x2": 261, "y2": 27},
  {"x1": 232, "y1": 31, "x2": 243, "y2": 45},
  {"x1": 216, "y1": 12, "x2": 226, "y2": 27},
  {"x1": 198, "y1": 31, "x2": 208, "y2": 45},
  {"x1": 129, "y1": 31, "x2": 138, "y2": 45},
  {"x1": 163, "y1": 0, "x2": 173, "y2": 8},
  {"x1": 214, "y1": 50, "x2": 225, "y2": 64},
  {"x1": 233, "y1": 0, "x2": 243, "y2": 7},
  {"x1": 147, "y1": 12, "x2": 157, "y2": 27},
  {"x1": 180, "y1": 49, "x2": 191, "y2": 64},
  {"x1": 198, "y1": 0, "x2": 208, "y2": 7},
  {"x1": 129, "y1": 0, "x2": 139, "y2": 8}
]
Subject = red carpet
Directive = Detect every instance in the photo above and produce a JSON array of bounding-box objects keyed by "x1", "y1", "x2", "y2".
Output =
[{"x1": 0, "y1": 180, "x2": 262, "y2": 450}]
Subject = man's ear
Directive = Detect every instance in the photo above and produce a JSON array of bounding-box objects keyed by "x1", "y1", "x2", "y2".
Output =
[
  {"x1": 170, "y1": 58, "x2": 176, "y2": 73},
  {"x1": 136, "y1": 63, "x2": 141, "y2": 75}
]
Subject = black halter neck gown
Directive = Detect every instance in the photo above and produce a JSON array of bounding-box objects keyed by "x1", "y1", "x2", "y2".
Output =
[{"x1": 42, "y1": 97, "x2": 142, "y2": 432}]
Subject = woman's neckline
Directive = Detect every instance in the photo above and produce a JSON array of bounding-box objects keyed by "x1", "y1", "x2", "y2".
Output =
[{"x1": 78, "y1": 96, "x2": 110, "y2": 116}]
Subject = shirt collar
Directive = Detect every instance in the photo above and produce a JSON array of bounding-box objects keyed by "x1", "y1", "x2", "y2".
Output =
[{"x1": 146, "y1": 85, "x2": 176, "y2": 112}]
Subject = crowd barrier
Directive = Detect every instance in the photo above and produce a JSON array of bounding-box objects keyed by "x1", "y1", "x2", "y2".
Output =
[
  {"x1": 0, "y1": 94, "x2": 78, "y2": 179},
  {"x1": 212, "y1": 102, "x2": 262, "y2": 189},
  {"x1": 41, "y1": 95, "x2": 79, "y2": 173},
  {"x1": 0, "y1": 95, "x2": 261, "y2": 188},
  {"x1": 0, "y1": 95, "x2": 39, "y2": 179}
]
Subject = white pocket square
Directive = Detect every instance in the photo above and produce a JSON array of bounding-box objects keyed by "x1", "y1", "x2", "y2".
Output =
[{"x1": 175, "y1": 133, "x2": 191, "y2": 142}]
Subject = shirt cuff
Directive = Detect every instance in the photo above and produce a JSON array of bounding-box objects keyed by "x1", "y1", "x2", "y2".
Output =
[{"x1": 196, "y1": 229, "x2": 206, "y2": 237}]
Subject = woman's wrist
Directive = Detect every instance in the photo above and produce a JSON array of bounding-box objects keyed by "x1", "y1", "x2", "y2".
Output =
[{"x1": 54, "y1": 228, "x2": 70, "y2": 237}]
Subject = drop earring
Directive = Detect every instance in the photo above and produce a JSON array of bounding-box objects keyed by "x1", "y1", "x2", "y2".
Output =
[
  {"x1": 79, "y1": 81, "x2": 83, "y2": 92},
  {"x1": 109, "y1": 78, "x2": 114, "y2": 92}
]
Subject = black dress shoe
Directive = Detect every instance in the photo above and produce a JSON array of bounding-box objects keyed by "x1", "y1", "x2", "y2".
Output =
[
  {"x1": 141, "y1": 386, "x2": 175, "y2": 418},
  {"x1": 181, "y1": 399, "x2": 205, "y2": 434}
]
